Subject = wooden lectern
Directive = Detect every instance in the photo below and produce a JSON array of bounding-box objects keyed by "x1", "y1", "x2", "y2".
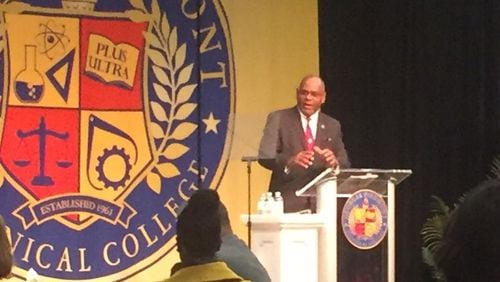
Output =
[{"x1": 247, "y1": 168, "x2": 411, "y2": 282}]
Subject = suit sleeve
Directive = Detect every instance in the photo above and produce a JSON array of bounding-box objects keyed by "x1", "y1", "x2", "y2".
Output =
[
  {"x1": 258, "y1": 112, "x2": 280, "y2": 170},
  {"x1": 334, "y1": 123, "x2": 351, "y2": 168},
  {"x1": 258, "y1": 111, "x2": 299, "y2": 175}
]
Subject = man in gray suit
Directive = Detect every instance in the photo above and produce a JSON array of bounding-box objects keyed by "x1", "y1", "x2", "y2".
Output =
[{"x1": 258, "y1": 75, "x2": 350, "y2": 212}]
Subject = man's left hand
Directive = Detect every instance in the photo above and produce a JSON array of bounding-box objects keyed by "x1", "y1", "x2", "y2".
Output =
[{"x1": 313, "y1": 146, "x2": 338, "y2": 168}]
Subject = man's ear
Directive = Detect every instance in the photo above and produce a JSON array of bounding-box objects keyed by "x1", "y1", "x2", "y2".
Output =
[{"x1": 322, "y1": 92, "x2": 326, "y2": 104}]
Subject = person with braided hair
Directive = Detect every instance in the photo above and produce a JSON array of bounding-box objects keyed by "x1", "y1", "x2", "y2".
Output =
[{"x1": 163, "y1": 189, "x2": 248, "y2": 282}]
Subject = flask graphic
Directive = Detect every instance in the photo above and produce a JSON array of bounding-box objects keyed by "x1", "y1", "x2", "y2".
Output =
[{"x1": 15, "y1": 45, "x2": 44, "y2": 102}]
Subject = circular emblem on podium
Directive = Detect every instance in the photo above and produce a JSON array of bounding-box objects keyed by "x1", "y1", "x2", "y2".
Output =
[{"x1": 341, "y1": 189, "x2": 388, "y2": 250}]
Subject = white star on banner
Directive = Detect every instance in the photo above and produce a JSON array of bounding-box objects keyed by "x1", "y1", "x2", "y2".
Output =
[{"x1": 202, "y1": 112, "x2": 221, "y2": 134}]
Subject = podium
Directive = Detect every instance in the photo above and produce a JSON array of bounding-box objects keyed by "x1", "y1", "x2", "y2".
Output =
[
  {"x1": 244, "y1": 213, "x2": 324, "y2": 281},
  {"x1": 247, "y1": 168, "x2": 411, "y2": 282}
]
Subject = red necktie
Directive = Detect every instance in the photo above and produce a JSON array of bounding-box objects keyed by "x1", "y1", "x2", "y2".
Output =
[{"x1": 304, "y1": 118, "x2": 314, "y2": 151}]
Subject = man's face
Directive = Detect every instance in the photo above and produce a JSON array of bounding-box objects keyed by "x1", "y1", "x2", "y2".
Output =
[{"x1": 296, "y1": 77, "x2": 326, "y2": 117}]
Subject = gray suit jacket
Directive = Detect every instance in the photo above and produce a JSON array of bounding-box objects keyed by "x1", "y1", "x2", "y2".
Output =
[{"x1": 258, "y1": 107, "x2": 350, "y2": 212}]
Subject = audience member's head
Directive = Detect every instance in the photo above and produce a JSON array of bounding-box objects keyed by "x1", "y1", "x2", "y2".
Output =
[
  {"x1": 437, "y1": 179, "x2": 500, "y2": 282},
  {"x1": 217, "y1": 201, "x2": 232, "y2": 236},
  {"x1": 0, "y1": 215, "x2": 12, "y2": 279},
  {"x1": 176, "y1": 189, "x2": 221, "y2": 266}
]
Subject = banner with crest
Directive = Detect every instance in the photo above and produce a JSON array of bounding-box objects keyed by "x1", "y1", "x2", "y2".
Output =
[{"x1": 0, "y1": 0, "x2": 233, "y2": 280}]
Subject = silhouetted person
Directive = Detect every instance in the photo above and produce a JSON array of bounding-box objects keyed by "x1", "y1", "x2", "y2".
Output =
[
  {"x1": 437, "y1": 179, "x2": 500, "y2": 282},
  {"x1": 163, "y1": 189, "x2": 247, "y2": 281}
]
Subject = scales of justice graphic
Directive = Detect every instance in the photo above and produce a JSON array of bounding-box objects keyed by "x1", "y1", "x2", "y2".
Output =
[{"x1": 14, "y1": 116, "x2": 71, "y2": 186}]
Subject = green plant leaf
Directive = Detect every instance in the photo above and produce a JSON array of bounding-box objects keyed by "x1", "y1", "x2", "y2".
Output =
[
  {"x1": 421, "y1": 195, "x2": 453, "y2": 281},
  {"x1": 428, "y1": 195, "x2": 450, "y2": 215},
  {"x1": 488, "y1": 155, "x2": 500, "y2": 179}
]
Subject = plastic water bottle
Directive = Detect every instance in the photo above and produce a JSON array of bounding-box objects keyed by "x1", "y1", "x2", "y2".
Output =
[
  {"x1": 265, "y1": 192, "x2": 274, "y2": 214},
  {"x1": 257, "y1": 193, "x2": 267, "y2": 214},
  {"x1": 274, "y1": 191, "x2": 284, "y2": 214}
]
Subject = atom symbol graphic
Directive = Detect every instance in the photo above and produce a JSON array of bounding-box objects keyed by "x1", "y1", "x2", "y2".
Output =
[{"x1": 35, "y1": 20, "x2": 70, "y2": 60}]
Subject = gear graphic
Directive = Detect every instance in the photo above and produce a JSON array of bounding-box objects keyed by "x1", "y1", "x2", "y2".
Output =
[{"x1": 95, "y1": 146, "x2": 132, "y2": 190}]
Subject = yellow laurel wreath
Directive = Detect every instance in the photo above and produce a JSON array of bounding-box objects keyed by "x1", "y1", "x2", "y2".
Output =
[{"x1": 129, "y1": 0, "x2": 198, "y2": 194}]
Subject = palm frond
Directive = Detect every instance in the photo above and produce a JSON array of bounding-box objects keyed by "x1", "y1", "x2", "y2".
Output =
[
  {"x1": 422, "y1": 247, "x2": 447, "y2": 282},
  {"x1": 421, "y1": 196, "x2": 453, "y2": 281},
  {"x1": 420, "y1": 204, "x2": 451, "y2": 254},
  {"x1": 487, "y1": 155, "x2": 500, "y2": 179},
  {"x1": 427, "y1": 195, "x2": 450, "y2": 216}
]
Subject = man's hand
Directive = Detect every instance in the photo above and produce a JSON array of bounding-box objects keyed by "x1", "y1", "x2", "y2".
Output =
[
  {"x1": 313, "y1": 146, "x2": 338, "y2": 168},
  {"x1": 287, "y1": 150, "x2": 315, "y2": 169}
]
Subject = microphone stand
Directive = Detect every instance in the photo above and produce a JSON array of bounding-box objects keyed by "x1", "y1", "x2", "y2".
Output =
[{"x1": 241, "y1": 156, "x2": 258, "y2": 248}]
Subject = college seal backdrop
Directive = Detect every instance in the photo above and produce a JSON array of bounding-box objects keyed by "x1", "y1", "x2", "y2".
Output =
[{"x1": 0, "y1": 0, "x2": 234, "y2": 280}]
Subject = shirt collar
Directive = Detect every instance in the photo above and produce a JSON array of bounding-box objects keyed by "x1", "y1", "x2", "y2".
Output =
[{"x1": 297, "y1": 108, "x2": 320, "y2": 123}]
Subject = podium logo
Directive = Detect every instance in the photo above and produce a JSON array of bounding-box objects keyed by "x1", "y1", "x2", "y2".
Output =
[
  {"x1": 0, "y1": 0, "x2": 233, "y2": 280},
  {"x1": 341, "y1": 189, "x2": 388, "y2": 250}
]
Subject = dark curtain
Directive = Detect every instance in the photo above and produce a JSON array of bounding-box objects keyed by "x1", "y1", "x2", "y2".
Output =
[{"x1": 318, "y1": 0, "x2": 500, "y2": 281}]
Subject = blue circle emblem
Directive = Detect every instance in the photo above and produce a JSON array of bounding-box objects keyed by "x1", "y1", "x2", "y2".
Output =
[{"x1": 341, "y1": 189, "x2": 388, "y2": 250}]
